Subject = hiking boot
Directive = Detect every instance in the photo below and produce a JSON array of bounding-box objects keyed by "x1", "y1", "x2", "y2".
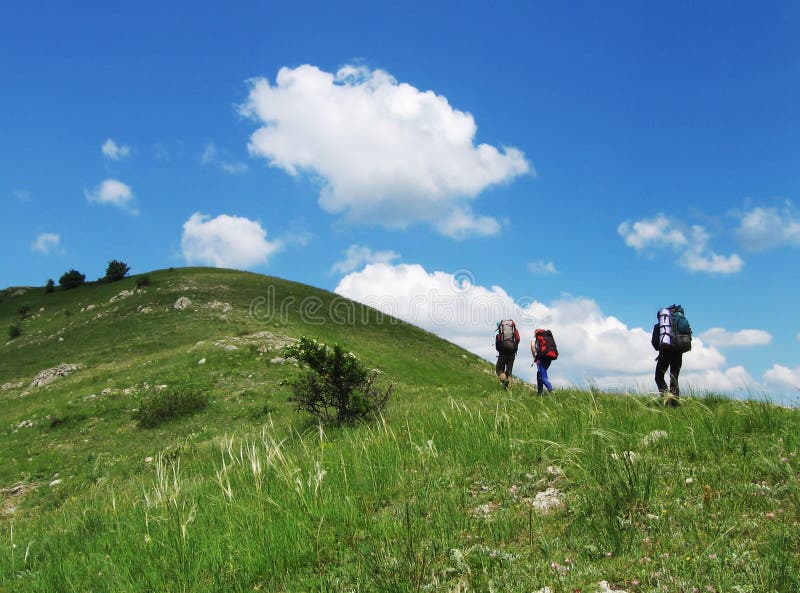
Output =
[{"x1": 664, "y1": 394, "x2": 680, "y2": 407}]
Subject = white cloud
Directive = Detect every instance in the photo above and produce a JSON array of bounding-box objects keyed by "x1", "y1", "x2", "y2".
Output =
[
  {"x1": 180, "y1": 212, "x2": 281, "y2": 269},
  {"x1": 240, "y1": 64, "x2": 530, "y2": 235},
  {"x1": 764, "y1": 365, "x2": 800, "y2": 391},
  {"x1": 331, "y1": 244, "x2": 400, "y2": 274},
  {"x1": 528, "y1": 260, "x2": 559, "y2": 275},
  {"x1": 335, "y1": 262, "x2": 740, "y2": 392},
  {"x1": 699, "y1": 327, "x2": 772, "y2": 348},
  {"x1": 618, "y1": 215, "x2": 743, "y2": 275},
  {"x1": 735, "y1": 204, "x2": 800, "y2": 250},
  {"x1": 201, "y1": 142, "x2": 249, "y2": 175},
  {"x1": 14, "y1": 190, "x2": 32, "y2": 203},
  {"x1": 101, "y1": 139, "x2": 131, "y2": 160},
  {"x1": 84, "y1": 179, "x2": 137, "y2": 214},
  {"x1": 434, "y1": 207, "x2": 502, "y2": 239},
  {"x1": 618, "y1": 214, "x2": 688, "y2": 251},
  {"x1": 31, "y1": 232, "x2": 60, "y2": 254}
]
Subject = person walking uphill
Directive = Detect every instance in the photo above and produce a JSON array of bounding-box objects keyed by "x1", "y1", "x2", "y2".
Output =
[
  {"x1": 532, "y1": 328, "x2": 558, "y2": 395},
  {"x1": 495, "y1": 319, "x2": 521, "y2": 388},
  {"x1": 652, "y1": 304, "x2": 692, "y2": 406}
]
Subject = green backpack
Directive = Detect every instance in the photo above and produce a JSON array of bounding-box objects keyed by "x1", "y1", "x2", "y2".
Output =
[{"x1": 664, "y1": 305, "x2": 692, "y2": 353}]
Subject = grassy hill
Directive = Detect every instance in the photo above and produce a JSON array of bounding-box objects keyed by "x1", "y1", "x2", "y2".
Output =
[{"x1": 1, "y1": 267, "x2": 799, "y2": 592}]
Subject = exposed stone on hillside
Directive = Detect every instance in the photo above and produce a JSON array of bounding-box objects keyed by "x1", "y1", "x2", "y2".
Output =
[
  {"x1": 596, "y1": 581, "x2": 627, "y2": 593},
  {"x1": 109, "y1": 288, "x2": 145, "y2": 304},
  {"x1": 528, "y1": 487, "x2": 563, "y2": 514},
  {"x1": 173, "y1": 296, "x2": 192, "y2": 310},
  {"x1": 641, "y1": 430, "x2": 668, "y2": 447},
  {"x1": 1, "y1": 482, "x2": 37, "y2": 517},
  {"x1": 211, "y1": 331, "x2": 297, "y2": 353},
  {"x1": 30, "y1": 363, "x2": 81, "y2": 388},
  {"x1": 1, "y1": 381, "x2": 24, "y2": 391},
  {"x1": 205, "y1": 301, "x2": 232, "y2": 313}
]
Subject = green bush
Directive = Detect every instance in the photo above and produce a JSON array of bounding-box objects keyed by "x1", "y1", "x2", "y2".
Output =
[
  {"x1": 44, "y1": 279, "x2": 55, "y2": 294},
  {"x1": 135, "y1": 275, "x2": 152, "y2": 288},
  {"x1": 104, "y1": 260, "x2": 130, "y2": 282},
  {"x1": 59, "y1": 269, "x2": 86, "y2": 290},
  {"x1": 283, "y1": 337, "x2": 392, "y2": 423},
  {"x1": 134, "y1": 386, "x2": 209, "y2": 428},
  {"x1": 17, "y1": 304, "x2": 31, "y2": 319},
  {"x1": 8, "y1": 324, "x2": 22, "y2": 340}
]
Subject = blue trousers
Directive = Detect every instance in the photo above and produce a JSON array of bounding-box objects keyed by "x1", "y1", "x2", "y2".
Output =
[{"x1": 536, "y1": 359, "x2": 553, "y2": 394}]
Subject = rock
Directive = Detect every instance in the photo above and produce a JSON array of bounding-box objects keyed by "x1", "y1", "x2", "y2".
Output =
[
  {"x1": 49, "y1": 479, "x2": 62, "y2": 487},
  {"x1": 205, "y1": 301, "x2": 232, "y2": 313},
  {"x1": 530, "y1": 487, "x2": 563, "y2": 514},
  {"x1": 173, "y1": 296, "x2": 192, "y2": 310},
  {"x1": 30, "y1": 363, "x2": 81, "y2": 388},
  {"x1": 198, "y1": 358, "x2": 206, "y2": 365},
  {"x1": 596, "y1": 581, "x2": 627, "y2": 593},
  {"x1": 1, "y1": 381, "x2": 24, "y2": 390},
  {"x1": 641, "y1": 430, "x2": 668, "y2": 447}
]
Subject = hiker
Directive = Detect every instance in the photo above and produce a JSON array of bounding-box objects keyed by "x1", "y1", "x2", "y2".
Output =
[
  {"x1": 532, "y1": 329, "x2": 558, "y2": 395},
  {"x1": 495, "y1": 319, "x2": 521, "y2": 388},
  {"x1": 651, "y1": 304, "x2": 692, "y2": 406}
]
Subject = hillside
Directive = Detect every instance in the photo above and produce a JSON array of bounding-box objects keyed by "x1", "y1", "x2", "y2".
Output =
[{"x1": 1, "y1": 268, "x2": 799, "y2": 592}]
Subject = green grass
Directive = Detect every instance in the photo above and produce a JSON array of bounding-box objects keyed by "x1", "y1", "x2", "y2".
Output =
[{"x1": 1, "y1": 267, "x2": 799, "y2": 592}]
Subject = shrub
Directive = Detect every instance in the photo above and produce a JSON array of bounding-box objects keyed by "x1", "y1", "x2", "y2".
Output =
[
  {"x1": 17, "y1": 304, "x2": 31, "y2": 319},
  {"x1": 59, "y1": 269, "x2": 85, "y2": 290},
  {"x1": 283, "y1": 337, "x2": 392, "y2": 423},
  {"x1": 135, "y1": 275, "x2": 152, "y2": 288},
  {"x1": 134, "y1": 385, "x2": 209, "y2": 428},
  {"x1": 104, "y1": 260, "x2": 130, "y2": 282},
  {"x1": 45, "y1": 279, "x2": 55, "y2": 294},
  {"x1": 8, "y1": 324, "x2": 22, "y2": 340}
]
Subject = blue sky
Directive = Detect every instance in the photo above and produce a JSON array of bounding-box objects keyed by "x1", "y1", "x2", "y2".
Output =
[{"x1": 3, "y1": 1, "x2": 799, "y2": 400}]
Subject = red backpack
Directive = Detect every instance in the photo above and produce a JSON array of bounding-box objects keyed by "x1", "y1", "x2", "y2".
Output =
[{"x1": 534, "y1": 329, "x2": 558, "y2": 360}]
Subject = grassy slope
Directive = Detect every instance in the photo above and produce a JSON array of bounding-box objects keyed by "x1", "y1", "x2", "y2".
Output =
[{"x1": 1, "y1": 268, "x2": 799, "y2": 593}]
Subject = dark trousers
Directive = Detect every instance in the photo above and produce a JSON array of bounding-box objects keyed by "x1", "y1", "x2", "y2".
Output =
[
  {"x1": 536, "y1": 358, "x2": 552, "y2": 394},
  {"x1": 496, "y1": 352, "x2": 516, "y2": 377},
  {"x1": 655, "y1": 351, "x2": 683, "y2": 396}
]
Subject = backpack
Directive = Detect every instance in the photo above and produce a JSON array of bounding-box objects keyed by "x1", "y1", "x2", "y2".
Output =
[
  {"x1": 534, "y1": 329, "x2": 559, "y2": 360},
  {"x1": 497, "y1": 320, "x2": 518, "y2": 355},
  {"x1": 657, "y1": 305, "x2": 692, "y2": 353}
]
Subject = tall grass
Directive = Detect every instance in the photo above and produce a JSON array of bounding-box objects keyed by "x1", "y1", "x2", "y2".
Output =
[{"x1": 2, "y1": 390, "x2": 799, "y2": 592}]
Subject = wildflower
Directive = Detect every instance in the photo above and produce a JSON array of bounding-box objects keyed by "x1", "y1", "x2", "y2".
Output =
[
  {"x1": 489, "y1": 551, "x2": 497, "y2": 559},
  {"x1": 766, "y1": 511, "x2": 776, "y2": 518},
  {"x1": 708, "y1": 553, "x2": 718, "y2": 560}
]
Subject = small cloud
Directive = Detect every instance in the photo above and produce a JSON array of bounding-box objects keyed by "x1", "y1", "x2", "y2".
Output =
[
  {"x1": 619, "y1": 214, "x2": 743, "y2": 275},
  {"x1": 735, "y1": 203, "x2": 800, "y2": 250},
  {"x1": 101, "y1": 138, "x2": 131, "y2": 161},
  {"x1": 332, "y1": 244, "x2": 400, "y2": 274},
  {"x1": 201, "y1": 142, "x2": 248, "y2": 175},
  {"x1": 14, "y1": 190, "x2": 32, "y2": 203},
  {"x1": 180, "y1": 212, "x2": 281, "y2": 269},
  {"x1": 764, "y1": 364, "x2": 800, "y2": 391},
  {"x1": 528, "y1": 260, "x2": 559, "y2": 275},
  {"x1": 435, "y1": 207, "x2": 501, "y2": 240},
  {"x1": 85, "y1": 179, "x2": 137, "y2": 214},
  {"x1": 699, "y1": 328, "x2": 772, "y2": 348},
  {"x1": 618, "y1": 214, "x2": 687, "y2": 251},
  {"x1": 31, "y1": 232, "x2": 61, "y2": 254}
]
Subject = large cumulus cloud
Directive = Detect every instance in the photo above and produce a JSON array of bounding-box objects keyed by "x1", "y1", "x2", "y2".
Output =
[{"x1": 240, "y1": 64, "x2": 530, "y2": 237}]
